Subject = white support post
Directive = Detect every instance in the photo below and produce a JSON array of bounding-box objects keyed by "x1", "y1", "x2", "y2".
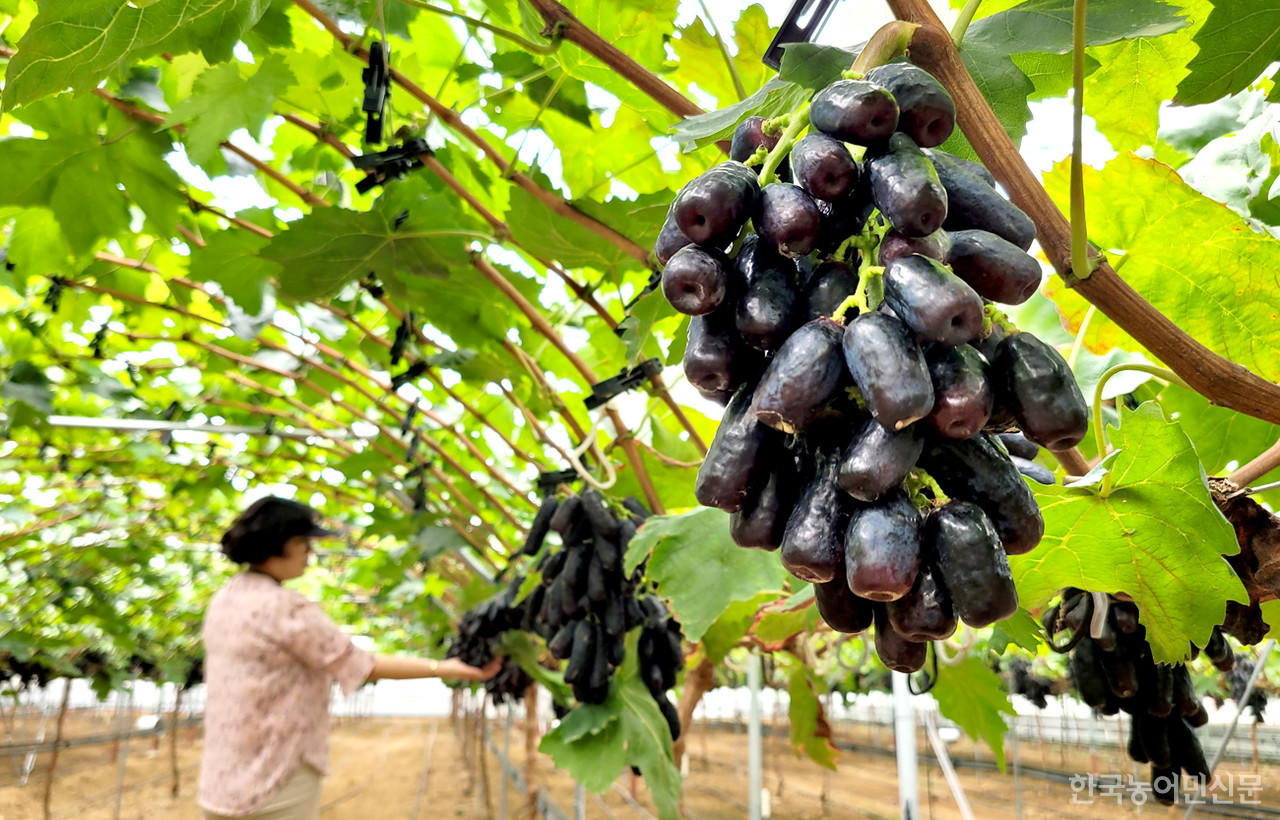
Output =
[
  {"x1": 892, "y1": 671, "x2": 919, "y2": 819},
  {"x1": 747, "y1": 653, "x2": 763, "y2": 820}
]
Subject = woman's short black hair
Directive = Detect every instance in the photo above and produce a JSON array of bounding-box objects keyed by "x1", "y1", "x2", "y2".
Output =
[{"x1": 220, "y1": 496, "x2": 335, "y2": 564}]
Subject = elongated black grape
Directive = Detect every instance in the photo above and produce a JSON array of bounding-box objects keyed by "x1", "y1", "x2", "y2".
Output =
[
  {"x1": 1070, "y1": 637, "x2": 1111, "y2": 708},
  {"x1": 922, "y1": 148, "x2": 995, "y2": 188},
  {"x1": 924, "y1": 344, "x2": 993, "y2": 439},
  {"x1": 1011, "y1": 457, "x2": 1055, "y2": 485},
  {"x1": 882, "y1": 254, "x2": 983, "y2": 346},
  {"x1": 809, "y1": 79, "x2": 899, "y2": 145},
  {"x1": 1167, "y1": 715, "x2": 1209, "y2": 778},
  {"x1": 730, "y1": 460, "x2": 796, "y2": 550},
  {"x1": 1152, "y1": 766, "x2": 1179, "y2": 805},
  {"x1": 927, "y1": 500, "x2": 1017, "y2": 627},
  {"x1": 842, "y1": 312, "x2": 934, "y2": 431},
  {"x1": 1138, "y1": 713, "x2": 1173, "y2": 768},
  {"x1": 1128, "y1": 717, "x2": 1150, "y2": 763},
  {"x1": 992, "y1": 332, "x2": 1088, "y2": 451},
  {"x1": 791, "y1": 133, "x2": 860, "y2": 200},
  {"x1": 814, "y1": 577, "x2": 875, "y2": 633},
  {"x1": 730, "y1": 116, "x2": 781, "y2": 163},
  {"x1": 996, "y1": 431, "x2": 1040, "y2": 461},
  {"x1": 1204, "y1": 627, "x2": 1234, "y2": 671},
  {"x1": 683, "y1": 302, "x2": 762, "y2": 394},
  {"x1": 845, "y1": 490, "x2": 922, "y2": 602},
  {"x1": 814, "y1": 189, "x2": 875, "y2": 256},
  {"x1": 654, "y1": 211, "x2": 693, "y2": 266},
  {"x1": 926, "y1": 149, "x2": 1036, "y2": 250},
  {"x1": 865, "y1": 133, "x2": 948, "y2": 237},
  {"x1": 549, "y1": 496, "x2": 582, "y2": 535},
  {"x1": 521, "y1": 496, "x2": 560, "y2": 555},
  {"x1": 672, "y1": 161, "x2": 761, "y2": 245},
  {"x1": 878, "y1": 228, "x2": 951, "y2": 265},
  {"x1": 865, "y1": 63, "x2": 956, "y2": 148},
  {"x1": 873, "y1": 604, "x2": 928, "y2": 672},
  {"x1": 695, "y1": 380, "x2": 777, "y2": 512},
  {"x1": 803, "y1": 261, "x2": 858, "y2": 321},
  {"x1": 919, "y1": 435, "x2": 1044, "y2": 555},
  {"x1": 755, "y1": 183, "x2": 822, "y2": 258},
  {"x1": 547, "y1": 621, "x2": 575, "y2": 660},
  {"x1": 751, "y1": 318, "x2": 846, "y2": 434},
  {"x1": 562, "y1": 619, "x2": 597, "y2": 685},
  {"x1": 947, "y1": 229, "x2": 1041, "y2": 305},
  {"x1": 661, "y1": 245, "x2": 730, "y2": 316},
  {"x1": 780, "y1": 439, "x2": 851, "y2": 583},
  {"x1": 887, "y1": 562, "x2": 957, "y2": 640},
  {"x1": 839, "y1": 416, "x2": 922, "y2": 502},
  {"x1": 1102, "y1": 652, "x2": 1139, "y2": 699},
  {"x1": 735, "y1": 235, "x2": 801, "y2": 352}
]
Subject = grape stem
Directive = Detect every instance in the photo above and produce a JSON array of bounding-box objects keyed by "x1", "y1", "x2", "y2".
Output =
[
  {"x1": 1091, "y1": 364, "x2": 1191, "y2": 497},
  {"x1": 1069, "y1": 0, "x2": 1096, "y2": 282},
  {"x1": 743, "y1": 144, "x2": 769, "y2": 168},
  {"x1": 832, "y1": 266, "x2": 884, "y2": 323},
  {"x1": 759, "y1": 102, "x2": 810, "y2": 185},
  {"x1": 982, "y1": 304, "x2": 1018, "y2": 337},
  {"x1": 906, "y1": 469, "x2": 950, "y2": 508},
  {"x1": 950, "y1": 0, "x2": 983, "y2": 45}
]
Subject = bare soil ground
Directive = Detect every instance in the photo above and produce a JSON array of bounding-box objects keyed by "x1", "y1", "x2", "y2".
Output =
[{"x1": 1, "y1": 711, "x2": 1276, "y2": 820}]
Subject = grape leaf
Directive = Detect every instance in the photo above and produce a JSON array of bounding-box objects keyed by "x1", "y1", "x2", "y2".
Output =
[
  {"x1": 699, "y1": 593, "x2": 775, "y2": 664},
  {"x1": 787, "y1": 666, "x2": 839, "y2": 770},
  {"x1": 165, "y1": 54, "x2": 296, "y2": 165},
  {"x1": 989, "y1": 608, "x2": 1047, "y2": 655},
  {"x1": 1010, "y1": 402, "x2": 1247, "y2": 663},
  {"x1": 504, "y1": 187, "x2": 638, "y2": 275},
  {"x1": 3, "y1": 0, "x2": 271, "y2": 109},
  {"x1": 1260, "y1": 600, "x2": 1280, "y2": 640},
  {"x1": 932, "y1": 654, "x2": 1016, "y2": 771},
  {"x1": 1160, "y1": 385, "x2": 1280, "y2": 480},
  {"x1": 777, "y1": 43, "x2": 861, "y2": 91},
  {"x1": 624, "y1": 506, "x2": 787, "y2": 642},
  {"x1": 751, "y1": 603, "x2": 819, "y2": 649},
  {"x1": 937, "y1": 44, "x2": 1036, "y2": 161},
  {"x1": 965, "y1": 0, "x2": 1188, "y2": 56},
  {"x1": 671, "y1": 4, "x2": 775, "y2": 106},
  {"x1": 187, "y1": 230, "x2": 279, "y2": 316},
  {"x1": 1085, "y1": 37, "x2": 1192, "y2": 151},
  {"x1": 539, "y1": 638, "x2": 681, "y2": 819},
  {"x1": 672, "y1": 77, "x2": 812, "y2": 151},
  {"x1": 1041, "y1": 154, "x2": 1280, "y2": 382},
  {"x1": 4, "y1": 209, "x2": 73, "y2": 290},
  {"x1": 265, "y1": 177, "x2": 483, "y2": 301},
  {"x1": 1175, "y1": 0, "x2": 1280, "y2": 105}
]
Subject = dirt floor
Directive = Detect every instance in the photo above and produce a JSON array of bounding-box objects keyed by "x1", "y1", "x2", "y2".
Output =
[{"x1": 1, "y1": 711, "x2": 1277, "y2": 820}]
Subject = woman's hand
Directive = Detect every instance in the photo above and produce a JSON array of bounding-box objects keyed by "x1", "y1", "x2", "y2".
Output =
[{"x1": 440, "y1": 656, "x2": 503, "y2": 681}]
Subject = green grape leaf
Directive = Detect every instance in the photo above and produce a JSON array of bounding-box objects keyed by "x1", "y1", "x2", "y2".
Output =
[
  {"x1": 777, "y1": 42, "x2": 861, "y2": 91},
  {"x1": 699, "y1": 593, "x2": 775, "y2": 664},
  {"x1": 624, "y1": 506, "x2": 787, "y2": 642},
  {"x1": 1042, "y1": 154, "x2": 1280, "y2": 381},
  {"x1": 937, "y1": 44, "x2": 1036, "y2": 161},
  {"x1": 2, "y1": 361, "x2": 54, "y2": 415},
  {"x1": 539, "y1": 636, "x2": 681, "y2": 818},
  {"x1": 165, "y1": 54, "x2": 296, "y2": 164},
  {"x1": 188, "y1": 230, "x2": 280, "y2": 316},
  {"x1": 671, "y1": 4, "x2": 775, "y2": 106},
  {"x1": 965, "y1": 0, "x2": 1188, "y2": 56},
  {"x1": 1260, "y1": 600, "x2": 1280, "y2": 641},
  {"x1": 5, "y1": 208, "x2": 74, "y2": 288},
  {"x1": 3, "y1": 0, "x2": 271, "y2": 109},
  {"x1": 1175, "y1": 0, "x2": 1280, "y2": 105},
  {"x1": 989, "y1": 608, "x2": 1047, "y2": 655},
  {"x1": 504, "y1": 187, "x2": 636, "y2": 274},
  {"x1": 619, "y1": 291, "x2": 674, "y2": 365},
  {"x1": 751, "y1": 603, "x2": 819, "y2": 649},
  {"x1": 265, "y1": 178, "x2": 483, "y2": 301},
  {"x1": 1160, "y1": 385, "x2": 1280, "y2": 480},
  {"x1": 1010, "y1": 402, "x2": 1247, "y2": 664},
  {"x1": 787, "y1": 666, "x2": 839, "y2": 770},
  {"x1": 932, "y1": 654, "x2": 1016, "y2": 771},
  {"x1": 672, "y1": 77, "x2": 812, "y2": 151}
]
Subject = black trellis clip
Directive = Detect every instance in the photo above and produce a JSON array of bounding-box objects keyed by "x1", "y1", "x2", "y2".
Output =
[
  {"x1": 762, "y1": 0, "x2": 840, "y2": 70},
  {"x1": 537, "y1": 468, "x2": 579, "y2": 493},
  {"x1": 584, "y1": 358, "x2": 662, "y2": 410},
  {"x1": 352, "y1": 138, "x2": 432, "y2": 194},
  {"x1": 611, "y1": 271, "x2": 662, "y2": 339},
  {"x1": 362, "y1": 40, "x2": 391, "y2": 145}
]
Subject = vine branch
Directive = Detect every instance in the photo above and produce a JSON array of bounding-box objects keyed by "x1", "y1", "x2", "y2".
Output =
[{"x1": 884, "y1": 0, "x2": 1280, "y2": 428}]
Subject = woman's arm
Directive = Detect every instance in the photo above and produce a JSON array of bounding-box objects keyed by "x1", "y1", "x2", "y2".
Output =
[{"x1": 367, "y1": 654, "x2": 502, "y2": 682}]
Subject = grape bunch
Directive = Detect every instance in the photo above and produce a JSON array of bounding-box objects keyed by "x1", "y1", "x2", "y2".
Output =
[
  {"x1": 1225, "y1": 654, "x2": 1268, "y2": 722},
  {"x1": 1045, "y1": 590, "x2": 1212, "y2": 804},
  {"x1": 657, "y1": 59, "x2": 1088, "y2": 671},
  {"x1": 447, "y1": 586, "x2": 534, "y2": 704},
  {"x1": 521, "y1": 491, "x2": 682, "y2": 740},
  {"x1": 1000, "y1": 656, "x2": 1057, "y2": 709}
]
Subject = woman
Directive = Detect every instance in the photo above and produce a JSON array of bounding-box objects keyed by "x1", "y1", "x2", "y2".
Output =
[{"x1": 199, "y1": 496, "x2": 499, "y2": 820}]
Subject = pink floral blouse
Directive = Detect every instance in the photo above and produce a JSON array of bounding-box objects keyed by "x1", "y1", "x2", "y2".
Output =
[{"x1": 198, "y1": 571, "x2": 375, "y2": 816}]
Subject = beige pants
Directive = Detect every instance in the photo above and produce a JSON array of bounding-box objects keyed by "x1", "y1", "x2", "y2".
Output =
[{"x1": 204, "y1": 766, "x2": 322, "y2": 820}]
